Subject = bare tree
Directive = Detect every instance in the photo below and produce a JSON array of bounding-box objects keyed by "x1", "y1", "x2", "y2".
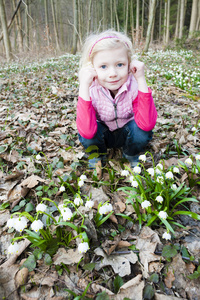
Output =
[
  {"x1": 179, "y1": 0, "x2": 187, "y2": 39},
  {"x1": 72, "y1": 0, "x2": 78, "y2": 54},
  {"x1": 114, "y1": 0, "x2": 119, "y2": 31},
  {"x1": 0, "y1": 0, "x2": 13, "y2": 61},
  {"x1": 143, "y1": 0, "x2": 156, "y2": 52},
  {"x1": 188, "y1": 0, "x2": 198, "y2": 38},
  {"x1": 51, "y1": 0, "x2": 60, "y2": 51},
  {"x1": 136, "y1": 0, "x2": 139, "y2": 45}
]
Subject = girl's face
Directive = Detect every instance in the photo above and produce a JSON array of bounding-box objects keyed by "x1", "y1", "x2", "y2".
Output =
[{"x1": 92, "y1": 46, "x2": 129, "y2": 96}]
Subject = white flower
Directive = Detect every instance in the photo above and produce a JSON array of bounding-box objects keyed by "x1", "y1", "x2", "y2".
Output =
[
  {"x1": 195, "y1": 154, "x2": 200, "y2": 160},
  {"x1": 8, "y1": 242, "x2": 20, "y2": 255},
  {"x1": 162, "y1": 232, "x2": 171, "y2": 240},
  {"x1": 147, "y1": 168, "x2": 154, "y2": 177},
  {"x1": 156, "y1": 196, "x2": 164, "y2": 203},
  {"x1": 85, "y1": 200, "x2": 94, "y2": 209},
  {"x1": 51, "y1": 86, "x2": 58, "y2": 94},
  {"x1": 78, "y1": 180, "x2": 84, "y2": 187},
  {"x1": 156, "y1": 163, "x2": 163, "y2": 170},
  {"x1": 6, "y1": 217, "x2": 17, "y2": 229},
  {"x1": 171, "y1": 183, "x2": 178, "y2": 190},
  {"x1": 74, "y1": 197, "x2": 83, "y2": 206},
  {"x1": 36, "y1": 154, "x2": 42, "y2": 160},
  {"x1": 156, "y1": 176, "x2": 164, "y2": 184},
  {"x1": 121, "y1": 170, "x2": 129, "y2": 176},
  {"x1": 141, "y1": 200, "x2": 151, "y2": 209},
  {"x1": 61, "y1": 208, "x2": 73, "y2": 221},
  {"x1": 131, "y1": 180, "x2": 138, "y2": 188},
  {"x1": 191, "y1": 126, "x2": 196, "y2": 132},
  {"x1": 14, "y1": 217, "x2": 28, "y2": 232},
  {"x1": 165, "y1": 171, "x2": 174, "y2": 180},
  {"x1": 133, "y1": 166, "x2": 141, "y2": 174},
  {"x1": 78, "y1": 242, "x2": 89, "y2": 253},
  {"x1": 173, "y1": 167, "x2": 179, "y2": 173},
  {"x1": 99, "y1": 203, "x2": 113, "y2": 215},
  {"x1": 59, "y1": 186, "x2": 65, "y2": 192},
  {"x1": 31, "y1": 220, "x2": 44, "y2": 232},
  {"x1": 139, "y1": 154, "x2": 146, "y2": 162},
  {"x1": 185, "y1": 158, "x2": 192, "y2": 166},
  {"x1": 80, "y1": 174, "x2": 87, "y2": 181},
  {"x1": 158, "y1": 211, "x2": 168, "y2": 219},
  {"x1": 36, "y1": 203, "x2": 47, "y2": 213}
]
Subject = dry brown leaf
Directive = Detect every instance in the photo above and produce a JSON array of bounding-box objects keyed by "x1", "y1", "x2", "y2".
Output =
[
  {"x1": 185, "y1": 262, "x2": 196, "y2": 274},
  {"x1": 164, "y1": 270, "x2": 175, "y2": 288},
  {"x1": 15, "y1": 267, "x2": 29, "y2": 287},
  {"x1": 53, "y1": 248, "x2": 83, "y2": 265},
  {"x1": 21, "y1": 175, "x2": 46, "y2": 188}
]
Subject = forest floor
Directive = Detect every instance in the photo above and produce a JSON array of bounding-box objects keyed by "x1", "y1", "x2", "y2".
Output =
[{"x1": 0, "y1": 48, "x2": 200, "y2": 300}]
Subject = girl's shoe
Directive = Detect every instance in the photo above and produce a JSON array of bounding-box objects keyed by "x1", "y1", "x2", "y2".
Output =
[
  {"x1": 122, "y1": 152, "x2": 139, "y2": 168},
  {"x1": 88, "y1": 155, "x2": 107, "y2": 169}
]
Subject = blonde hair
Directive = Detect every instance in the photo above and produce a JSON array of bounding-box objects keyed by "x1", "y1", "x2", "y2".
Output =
[{"x1": 80, "y1": 29, "x2": 133, "y2": 68}]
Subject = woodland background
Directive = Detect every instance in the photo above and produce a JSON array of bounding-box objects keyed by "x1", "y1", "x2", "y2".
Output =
[{"x1": 0, "y1": 0, "x2": 200, "y2": 62}]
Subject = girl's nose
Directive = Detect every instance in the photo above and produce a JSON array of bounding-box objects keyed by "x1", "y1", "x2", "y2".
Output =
[{"x1": 109, "y1": 67, "x2": 117, "y2": 77}]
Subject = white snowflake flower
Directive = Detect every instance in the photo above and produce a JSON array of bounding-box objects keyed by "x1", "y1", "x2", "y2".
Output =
[
  {"x1": 36, "y1": 154, "x2": 42, "y2": 160},
  {"x1": 139, "y1": 154, "x2": 147, "y2": 162},
  {"x1": 195, "y1": 154, "x2": 200, "y2": 160},
  {"x1": 85, "y1": 200, "x2": 94, "y2": 209},
  {"x1": 171, "y1": 183, "x2": 178, "y2": 190},
  {"x1": 6, "y1": 217, "x2": 17, "y2": 229},
  {"x1": 59, "y1": 186, "x2": 65, "y2": 192},
  {"x1": 121, "y1": 169, "x2": 129, "y2": 176},
  {"x1": 185, "y1": 158, "x2": 192, "y2": 166},
  {"x1": 78, "y1": 242, "x2": 89, "y2": 253},
  {"x1": 78, "y1": 180, "x2": 84, "y2": 187},
  {"x1": 8, "y1": 242, "x2": 20, "y2": 255},
  {"x1": 14, "y1": 217, "x2": 28, "y2": 232},
  {"x1": 36, "y1": 203, "x2": 47, "y2": 213},
  {"x1": 133, "y1": 166, "x2": 141, "y2": 174},
  {"x1": 74, "y1": 197, "x2": 83, "y2": 206},
  {"x1": 158, "y1": 211, "x2": 168, "y2": 219},
  {"x1": 31, "y1": 220, "x2": 44, "y2": 232},
  {"x1": 131, "y1": 180, "x2": 138, "y2": 188},
  {"x1": 141, "y1": 200, "x2": 151, "y2": 209},
  {"x1": 147, "y1": 168, "x2": 154, "y2": 177},
  {"x1": 173, "y1": 167, "x2": 179, "y2": 173},
  {"x1": 80, "y1": 174, "x2": 87, "y2": 181},
  {"x1": 191, "y1": 126, "x2": 197, "y2": 132},
  {"x1": 61, "y1": 208, "x2": 73, "y2": 221},
  {"x1": 156, "y1": 195, "x2": 164, "y2": 203},
  {"x1": 162, "y1": 232, "x2": 171, "y2": 240},
  {"x1": 99, "y1": 203, "x2": 113, "y2": 215},
  {"x1": 165, "y1": 171, "x2": 174, "y2": 180},
  {"x1": 156, "y1": 176, "x2": 164, "y2": 184}
]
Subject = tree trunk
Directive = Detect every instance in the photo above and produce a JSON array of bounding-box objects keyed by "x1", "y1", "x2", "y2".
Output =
[
  {"x1": 124, "y1": 0, "x2": 129, "y2": 34},
  {"x1": 0, "y1": 0, "x2": 13, "y2": 61},
  {"x1": 159, "y1": 0, "x2": 162, "y2": 42},
  {"x1": 165, "y1": 0, "x2": 170, "y2": 45},
  {"x1": 114, "y1": 0, "x2": 119, "y2": 31},
  {"x1": 175, "y1": 0, "x2": 181, "y2": 39},
  {"x1": 87, "y1": 0, "x2": 92, "y2": 35},
  {"x1": 136, "y1": 0, "x2": 139, "y2": 45},
  {"x1": 72, "y1": 0, "x2": 78, "y2": 54},
  {"x1": 24, "y1": 0, "x2": 30, "y2": 51},
  {"x1": 130, "y1": 0, "x2": 134, "y2": 42},
  {"x1": 141, "y1": 0, "x2": 144, "y2": 39},
  {"x1": 51, "y1": 0, "x2": 60, "y2": 51},
  {"x1": 179, "y1": 0, "x2": 186, "y2": 39},
  {"x1": 143, "y1": 0, "x2": 156, "y2": 52},
  {"x1": 110, "y1": 0, "x2": 113, "y2": 28},
  {"x1": 12, "y1": 0, "x2": 23, "y2": 52},
  {"x1": 188, "y1": 0, "x2": 198, "y2": 38},
  {"x1": 44, "y1": 0, "x2": 50, "y2": 47}
]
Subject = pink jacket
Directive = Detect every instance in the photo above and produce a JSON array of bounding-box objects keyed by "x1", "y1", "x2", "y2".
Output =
[{"x1": 76, "y1": 74, "x2": 157, "y2": 139}]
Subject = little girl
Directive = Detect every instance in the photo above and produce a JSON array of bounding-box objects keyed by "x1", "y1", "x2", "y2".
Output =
[{"x1": 76, "y1": 30, "x2": 157, "y2": 168}]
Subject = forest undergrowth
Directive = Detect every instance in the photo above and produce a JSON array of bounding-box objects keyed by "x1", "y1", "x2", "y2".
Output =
[{"x1": 0, "y1": 48, "x2": 200, "y2": 300}]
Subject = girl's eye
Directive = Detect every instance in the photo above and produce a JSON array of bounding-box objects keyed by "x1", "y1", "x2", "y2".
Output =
[
  {"x1": 100, "y1": 65, "x2": 107, "y2": 69},
  {"x1": 117, "y1": 63, "x2": 124, "y2": 67}
]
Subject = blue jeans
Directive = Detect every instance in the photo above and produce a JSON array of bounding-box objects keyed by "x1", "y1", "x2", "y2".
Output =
[{"x1": 78, "y1": 120, "x2": 153, "y2": 162}]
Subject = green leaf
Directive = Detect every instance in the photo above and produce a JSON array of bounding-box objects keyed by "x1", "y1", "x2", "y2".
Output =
[
  {"x1": 83, "y1": 263, "x2": 96, "y2": 271},
  {"x1": 25, "y1": 202, "x2": 34, "y2": 212},
  {"x1": 22, "y1": 254, "x2": 36, "y2": 271},
  {"x1": 172, "y1": 210, "x2": 200, "y2": 220},
  {"x1": 143, "y1": 284, "x2": 155, "y2": 299},
  {"x1": 113, "y1": 275, "x2": 124, "y2": 294},
  {"x1": 44, "y1": 253, "x2": 52, "y2": 265},
  {"x1": 148, "y1": 273, "x2": 159, "y2": 283},
  {"x1": 162, "y1": 245, "x2": 177, "y2": 259},
  {"x1": 85, "y1": 145, "x2": 99, "y2": 153},
  {"x1": 96, "y1": 291, "x2": 110, "y2": 300}
]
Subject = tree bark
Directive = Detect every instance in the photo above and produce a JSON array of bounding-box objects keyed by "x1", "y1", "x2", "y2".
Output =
[
  {"x1": 0, "y1": 0, "x2": 13, "y2": 61},
  {"x1": 114, "y1": 0, "x2": 119, "y2": 31},
  {"x1": 44, "y1": 0, "x2": 50, "y2": 47},
  {"x1": 136, "y1": 0, "x2": 139, "y2": 45},
  {"x1": 24, "y1": 0, "x2": 30, "y2": 51},
  {"x1": 175, "y1": 0, "x2": 180, "y2": 39},
  {"x1": 143, "y1": 0, "x2": 156, "y2": 52},
  {"x1": 165, "y1": 0, "x2": 170, "y2": 45},
  {"x1": 188, "y1": 0, "x2": 198, "y2": 38},
  {"x1": 72, "y1": 0, "x2": 78, "y2": 54},
  {"x1": 179, "y1": 0, "x2": 186, "y2": 39},
  {"x1": 51, "y1": 0, "x2": 60, "y2": 51}
]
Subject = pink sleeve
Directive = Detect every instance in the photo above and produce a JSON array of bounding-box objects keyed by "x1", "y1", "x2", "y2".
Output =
[
  {"x1": 133, "y1": 88, "x2": 157, "y2": 131},
  {"x1": 76, "y1": 96, "x2": 97, "y2": 139}
]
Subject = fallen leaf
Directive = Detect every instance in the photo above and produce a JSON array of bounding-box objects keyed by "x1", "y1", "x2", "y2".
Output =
[
  {"x1": 53, "y1": 248, "x2": 83, "y2": 265},
  {"x1": 164, "y1": 270, "x2": 175, "y2": 288},
  {"x1": 21, "y1": 175, "x2": 46, "y2": 188}
]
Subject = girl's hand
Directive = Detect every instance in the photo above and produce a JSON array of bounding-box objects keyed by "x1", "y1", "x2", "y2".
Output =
[
  {"x1": 79, "y1": 64, "x2": 97, "y2": 87},
  {"x1": 130, "y1": 60, "x2": 145, "y2": 81},
  {"x1": 130, "y1": 60, "x2": 149, "y2": 93}
]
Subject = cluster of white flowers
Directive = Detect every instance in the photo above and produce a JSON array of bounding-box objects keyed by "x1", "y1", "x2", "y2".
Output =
[
  {"x1": 141, "y1": 200, "x2": 151, "y2": 209},
  {"x1": 78, "y1": 242, "x2": 89, "y2": 254},
  {"x1": 7, "y1": 216, "x2": 28, "y2": 232},
  {"x1": 99, "y1": 203, "x2": 113, "y2": 215},
  {"x1": 8, "y1": 242, "x2": 20, "y2": 255},
  {"x1": 58, "y1": 204, "x2": 73, "y2": 221},
  {"x1": 121, "y1": 169, "x2": 129, "y2": 177},
  {"x1": 78, "y1": 174, "x2": 87, "y2": 187}
]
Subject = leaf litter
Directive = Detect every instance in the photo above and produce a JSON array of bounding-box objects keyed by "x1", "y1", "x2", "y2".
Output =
[{"x1": 0, "y1": 51, "x2": 200, "y2": 299}]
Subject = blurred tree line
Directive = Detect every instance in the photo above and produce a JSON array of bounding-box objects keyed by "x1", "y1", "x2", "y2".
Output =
[{"x1": 0, "y1": 0, "x2": 199, "y2": 61}]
